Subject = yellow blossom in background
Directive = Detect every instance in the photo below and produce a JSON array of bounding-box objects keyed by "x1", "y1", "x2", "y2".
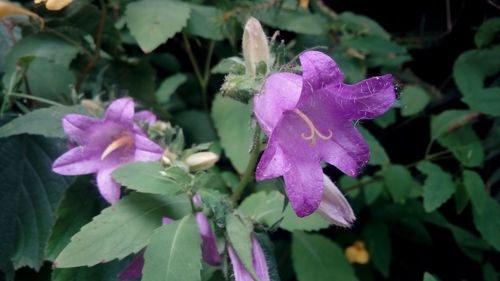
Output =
[
  {"x1": 0, "y1": 1, "x2": 43, "y2": 27},
  {"x1": 298, "y1": 0, "x2": 309, "y2": 9},
  {"x1": 345, "y1": 241, "x2": 370, "y2": 264},
  {"x1": 34, "y1": 0, "x2": 72, "y2": 11}
]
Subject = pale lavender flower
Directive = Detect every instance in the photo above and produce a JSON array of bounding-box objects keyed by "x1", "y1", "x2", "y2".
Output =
[
  {"x1": 52, "y1": 98, "x2": 164, "y2": 203},
  {"x1": 228, "y1": 236, "x2": 270, "y2": 281},
  {"x1": 254, "y1": 51, "x2": 395, "y2": 220},
  {"x1": 318, "y1": 174, "x2": 356, "y2": 227}
]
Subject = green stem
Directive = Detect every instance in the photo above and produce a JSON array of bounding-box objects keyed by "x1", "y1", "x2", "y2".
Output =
[
  {"x1": 1, "y1": 68, "x2": 21, "y2": 116},
  {"x1": 231, "y1": 127, "x2": 262, "y2": 202},
  {"x1": 7, "y1": 93, "x2": 63, "y2": 107}
]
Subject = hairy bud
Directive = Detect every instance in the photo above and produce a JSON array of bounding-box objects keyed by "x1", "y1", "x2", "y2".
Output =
[
  {"x1": 185, "y1": 152, "x2": 219, "y2": 172},
  {"x1": 242, "y1": 17, "x2": 270, "y2": 76}
]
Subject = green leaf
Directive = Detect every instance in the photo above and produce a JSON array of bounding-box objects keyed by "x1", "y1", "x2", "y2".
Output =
[
  {"x1": 0, "y1": 105, "x2": 87, "y2": 139},
  {"x1": 416, "y1": 161, "x2": 455, "y2": 212},
  {"x1": 373, "y1": 108, "x2": 396, "y2": 128},
  {"x1": 185, "y1": 4, "x2": 224, "y2": 40},
  {"x1": 175, "y1": 110, "x2": 218, "y2": 143},
  {"x1": 142, "y1": 215, "x2": 201, "y2": 281},
  {"x1": 430, "y1": 110, "x2": 471, "y2": 140},
  {"x1": 211, "y1": 57, "x2": 245, "y2": 75},
  {"x1": 126, "y1": 0, "x2": 191, "y2": 52},
  {"x1": 454, "y1": 181, "x2": 469, "y2": 214},
  {"x1": 447, "y1": 224, "x2": 490, "y2": 260},
  {"x1": 238, "y1": 191, "x2": 283, "y2": 227},
  {"x1": 156, "y1": 73, "x2": 187, "y2": 103},
  {"x1": 256, "y1": 8, "x2": 326, "y2": 35},
  {"x1": 54, "y1": 193, "x2": 191, "y2": 267},
  {"x1": 46, "y1": 181, "x2": 102, "y2": 261},
  {"x1": 463, "y1": 170, "x2": 500, "y2": 251},
  {"x1": 400, "y1": 85, "x2": 430, "y2": 116},
  {"x1": 331, "y1": 51, "x2": 366, "y2": 83},
  {"x1": 338, "y1": 12, "x2": 391, "y2": 39},
  {"x1": 280, "y1": 205, "x2": 330, "y2": 232},
  {"x1": 359, "y1": 127, "x2": 390, "y2": 165},
  {"x1": 438, "y1": 126, "x2": 484, "y2": 167},
  {"x1": 423, "y1": 272, "x2": 438, "y2": 281},
  {"x1": 383, "y1": 164, "x2": 416, "y2": 203},
  {"x1": 112, "y1": 162, "x2": 185, "y2": 196},
  {"x1": 52, "y1": 258, "x2": 131, "y2": 281},
  {"x1": 292, "y1": 232, "x2": 358, "y2": 281},
  {"x1": 0, "y1": 135, "x2": 71, "y2": 271},
  {"x1": 106, "y1": 60, "x2": 156, "y2": 103},
  {"x1": 342, "y1": 35, "x2": 406, "y2": 55},
  {"x1": 364, "y1": 180, "x2": 384, "y2": 205},
  {"x1": 475, "y1": 18, "x2": 500, "y2": 47},
  {"x1": 25, "y1": 57, "x2": 75, "y2": 101},
  {"x1": 364, "y1": 222, "x2": 391, "y2": 277},
  {"x1": 211, "y1": 95, "x2": 252, "y2": 173},
  {"x1": 226, "y1": 213, "x2": 258, "y2": 279},
  {"x1": 482, "y1": 263, "x2": 497, "y2": 281}
]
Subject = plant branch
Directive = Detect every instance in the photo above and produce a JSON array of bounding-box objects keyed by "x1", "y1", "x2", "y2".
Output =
[
  {"x1": 75, "y1": 0, "x2": 107, "y2": 92},
  {"x1": 6, "y1": 93, "x2": 63, "y2": 107}
]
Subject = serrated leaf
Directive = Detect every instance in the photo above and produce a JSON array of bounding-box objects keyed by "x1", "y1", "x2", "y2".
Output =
[
  {"x1": 364, "y1": 221, "x2": 391, "y2": 277},
  {"x1": 155, "y1": 73, "x2": 187, "y2": 103},
  {"x1": 280, "y1": 205, "x2": 330, "y2": 232},
  {"x1": 383, "y1": 164, "x2": 416, "y2": 203},
  {"x1": 238, "y1": 191, "x2": 283, "y2": 227},
  {"x1": 475, "y1": 18, "x2": 500, "y2": 47},
  {"x1": 54, "y1": 193, "x2": 191, "y2": 267},
  {"x1": 185, "y1": 4, "x2": 224, "y2": 40},
  {"x1": 226, "y1": 213, "x2": 258, "y2": 279},
  {"x1": 416, "y1": 161, "x2": 455, "y2": 212},
  {"x1": 46, "y1": 181, "x2": 103, "y2": 261},
  {"x1": 211, "y1": 95, "x2": 252, "y2": 173},
  {"x1": 0, "y1": 135, "x2": 71, "y2": 271},
  {"x1": 142, "y1": 215, "x2": 201, "y2": 281},
  {"x1": 126, "y1": 0, "x2": 191, "y2": 53},
  {"x1": 401, "y1": 85, "x2": 430, "y2": 116},
  {"x1": 112, "y1": 162, "x2": 185, "y2": 196},
  {"x1": 292, "y1": 232, "x2": 358, "y2": 281},
  {"x1": 463, "y1": 170, "x2": 500, "y2": 251},
  {"x1": 359, "y1": 127, "x2": 390, "y2": 165},
  {"x1": 0, "y1": 105, "x2": 87, "y2": 139}
]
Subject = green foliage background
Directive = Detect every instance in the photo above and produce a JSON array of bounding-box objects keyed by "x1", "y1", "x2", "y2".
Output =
[{"x1": 0, "y1": 0, "x2": 499, "y2": 281}]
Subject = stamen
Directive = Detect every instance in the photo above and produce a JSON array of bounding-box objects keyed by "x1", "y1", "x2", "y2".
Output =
[
  {"x1": 101, "y1": 135, "x2": 134, "y2": 160},
  {"x1": 293, "y1": 109, "x2": 333, "y2": 145}
]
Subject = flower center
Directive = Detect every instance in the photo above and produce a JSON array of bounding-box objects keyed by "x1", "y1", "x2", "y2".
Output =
[
  {"x1": 100, "y1": 135, "x2": 134, "y2": 160},
  {"x1": 293, "y1": 108, "x2": 333, "y2": 145}
]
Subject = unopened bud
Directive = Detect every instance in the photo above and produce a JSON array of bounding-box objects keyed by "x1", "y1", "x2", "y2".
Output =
[
  {"x1": 185, "y1": 152, "x2": 219, "y2": 172},
  {"x1": 161, "y1": 149, "x2": 177, "y2": 166},
  {"x1": 242, "y1": 17, "x2": 270, "y2": 76}
]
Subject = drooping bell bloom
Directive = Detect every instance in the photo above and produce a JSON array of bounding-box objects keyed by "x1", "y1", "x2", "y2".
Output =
[
  {"x1": 317, "y1": 174, "x2": 356, "y2": 227},
  {"x1": 228, "y1": 236, "x2": 270, "y2": 281},
  {"x1": 52, "y1": 98, "x2": 164, "y2": 203},
  {"x1": 254, "y1": 51, "x2": 396, "y2": 219}
]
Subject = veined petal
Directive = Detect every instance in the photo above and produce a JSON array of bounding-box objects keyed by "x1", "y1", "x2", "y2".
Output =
[
  {"x1": 228, "y1": 245, "x2": 253, "y2": 281},
  {"x1": 330, "y1": 74, "x2": 396, "y2": 120},
  {"x1": 251, "y1": 236, "x2": 270, "y2": 281},
  {"x1": 96, "y1": 168, "x2": 121, "y2": 203},
  {"x1": 52, "y1": 146, "x2": 100, "y2": 175},
  {"x1": 317, "y1": 174, "x2": 355, "y2": 227},
  {"x1": 299, "y1": 51, "x2": 343, "y2": 94},
  {"x1": 196, "y1": 212, "x2": 221, "y2": 266},
  {"x1": 133, "y1": 134, "x2": 163, "y2": 162},
  {"x1": 253, "y1": 72, "x2": 302, "y2": 135},
  {"x1": 255, "y1": 139, "x2": 289, "y2": 181},
  {"x1": 62, "y1": 114, "x2": 100, "y2": 144},
  {"x1": 105, "y1": 97, "x2": 135, "y2": 124},
  {"x1": 134, "y1": 110, "x2": 157, "y2": 125},
  {"x1": 118, "y1": 252, "x2": 144, "y2": 281}
]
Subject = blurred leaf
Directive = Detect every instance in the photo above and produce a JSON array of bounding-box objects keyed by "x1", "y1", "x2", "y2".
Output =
[
  {"x1": 155, "y1": 73, "x2": 187, "y2": 103},
  {"x1": 292, "y1": 232, "x2": 358, "y2": 281},
  {"x1": 437, "y1": 126, "x2": 484, "y2": 167},
  {"x1": 211, "y1": 57, "x2": 244, "y2": 75},
  {"x1": 280, "y1": 205, "x2": 330, "y2": 232},
  {"x1": 331, "y1": 51, "x2": 366, "y2": 83},
  {"x1": 54, "y1": 194, "x2": 191, "y2": 267},
  {"x1": 52, "y1": 258, "x2": 130, "y2": 281},
  {"x1": 482, "y1": 263, "x2": 497, "y2": 281},
  {"x1": 46, "y1": 181, "x2": 102, "y2": 261},
  {"x1": 0, "y1": 105, "x2": 87, "y2": 138},
  {"x1": 383, "y1": 164, "x2": 416, "y2": 203},
  {"x1": 175, "y1": 110, "x2": 217, "y2": 143},
  {"x1": 423, "y1": 272, "x2": 438, "y2": 281},
  {"x1": 142, "y1": 215, "x2": 201, "y2": 281},
  {"x1": 416, "y1": 161, "x2": 455, "y2": 212},
  {"x1": 255, "y1": 8, "x2": 326, "y2": 35},
  {"x1": 373, "y1": 108, "x2": 396, "y2": 128},
  {"x1": 125, "y1": 0, "x2": 191, "y2": 52},
  {"x1": 150, "y1": 53, "x2": 181, "y2": 72},
  {"x1": 463, "y1": 170, "x2": 500, "y2": 251},
  {"x1": 342, "y1": 35, "x2": 406, "y2": 54},
  {"x1": 475, "y1": 18, "x2": 500, "y2": 47},
  {"x1": 430, "y1": 110, "x2": 471, "y2": 140},
  {"x1": 448, "y1": 224, "x2": 490, "y2": 260},
  {"x1": 364, "y1": 221, "x2": 391, "y2": 277},
  {"x1": 26, "y1": 57, "x2": 75, "y2": 101},
  {"x1": 197, "y1": 188, "x2": 229, "y2": 228},
  {"x1": 359, "y1": 127, "x2": 390, "y2": 165},
  {"x1": 454, "y1": 181, "x2": 469, "y2": 214},
  {"x1": 0, "y1": 135, "x2": 71, "y2": 271},
  {"x1": 106, "y1": 60, "x2": 156, "y2": 103},
  {"x1": 212, "y1": 95, "x2": 252, "y2": 174},
  {"x1": 400, "y1": 85, "x2": 430, "y2": 116},
  {"x1": 226, "y1": 213, "x2": 258, "y2": 279},
  {"x1": 338, "y1": 12, "x2": 391, "y2": 39},
  {"x1": 112, "y1": 162, "x2": 186, "y2": 196},
  {"x1": 364, "y1": 180, "x2": 384, "y2": 205},
  {"x1": 238, "y1": 191, "x2": 283, "y2": 227},
  {"x1": 185, "y1": 4, "x2": 224, "y2": 40}
]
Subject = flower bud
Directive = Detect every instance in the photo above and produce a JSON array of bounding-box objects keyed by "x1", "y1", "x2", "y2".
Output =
[
  {"x1": 161, "y1": 149, "x2": 177, "y2": 166},
  {"x1": 242, "y1": 17, "x2": 270, "y2": 76},
  {"x1": 185, "y1": 152, "x2": 219, "y2": 172}
]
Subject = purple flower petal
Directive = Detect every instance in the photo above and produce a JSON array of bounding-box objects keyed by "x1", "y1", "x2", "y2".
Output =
[
  {"x1": 118, "y1": 253, "x2": 144, "y2": 281},
  {"x1": 196, "y1": 212, "x2": 221, "y2": 266},
  {"x1": 317, "y1": 174, "x2": 355, "y2": 227},
  {"x1": 228, "y1": 245, "x2": 253, "y2": 281},
  {"x1": 255, "y1": 140, "x2": 289, "y2": 181},
  {"x1": 228, "y1": 236, "x2": 270, "y2": 281},
  {"x1": 52, "y1": 146, "x2": 100, "y2": 175},
  {"x1": 105, "y1": 98, "x2": 135, "y2": 124},
  {"x1": 62, "y1": 114, "x2": 100, "y2": 144},
  {"x1": 133, "y1": 134, "x2": 164, "y2": 162},
  {"x1": 254, "y1": 73, "x2": 302, "y2": 135},
  {"x1": 134, "y1": 110, "x2": 157, "y2": 125},
  {"x1": 162, "y1": 217, "x2": 174, "y2": 224},
  {"x1": 299, "y1": 51, "x2": 343, "y2": 93},
  {"x1": 96, "y1": 168, "x2": 121, "y2": 204}
]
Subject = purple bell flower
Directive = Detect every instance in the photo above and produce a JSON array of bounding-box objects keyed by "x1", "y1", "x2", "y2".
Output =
[
  {"x1": 228, "y1": 236, "x2": 270, "y2": 281},
  {"x1": 52, "y1": 98, "x2": 164, "y2": 203},
  {"x1": 253, "y1": 51, "x2": 396, "y2": 221}
]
